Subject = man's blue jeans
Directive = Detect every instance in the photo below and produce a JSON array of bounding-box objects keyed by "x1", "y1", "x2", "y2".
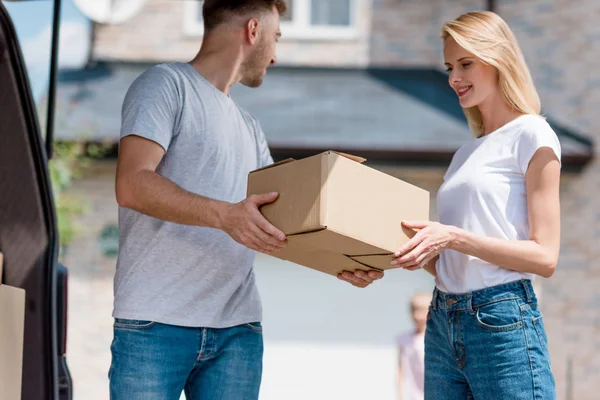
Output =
[
  {"x1": 109, "y1": 319, "x2": 263, "y2": 400},
  {"x1": 425, "y1": 279, "x2": 556, "y2": 399}
]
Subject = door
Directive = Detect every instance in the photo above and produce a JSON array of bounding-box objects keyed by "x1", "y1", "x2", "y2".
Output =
[{"x1": 0, "y1": 1, "x2": 71, "y2": 399}]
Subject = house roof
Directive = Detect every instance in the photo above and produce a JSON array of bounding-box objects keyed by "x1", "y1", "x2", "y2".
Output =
[{"x1": 55, "y1": 62, "x2": 593, "y2": 167}]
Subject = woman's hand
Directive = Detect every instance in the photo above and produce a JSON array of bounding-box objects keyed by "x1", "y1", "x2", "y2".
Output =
[{"x1": 392, "y1": 221, "x2": 457, "y2": 270}]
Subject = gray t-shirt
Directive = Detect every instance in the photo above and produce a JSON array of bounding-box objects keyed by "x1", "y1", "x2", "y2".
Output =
[{"x1": 113, "y1": 62, "x2": 273, "y2": 328}]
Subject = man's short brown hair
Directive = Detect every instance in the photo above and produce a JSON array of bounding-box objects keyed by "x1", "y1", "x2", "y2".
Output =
[{"x1": 203, "y1": 0, "x2": 288, "y2": 32}]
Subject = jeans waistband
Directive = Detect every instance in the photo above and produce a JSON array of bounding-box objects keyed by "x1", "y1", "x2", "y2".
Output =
[{"x1": 431, "y1": 279, "x2": 536, "y2": 313}]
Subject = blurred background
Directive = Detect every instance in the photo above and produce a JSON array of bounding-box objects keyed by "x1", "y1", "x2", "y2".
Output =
[{"x1": 3, "y1": 0, "x2": 598, "y2": 399}]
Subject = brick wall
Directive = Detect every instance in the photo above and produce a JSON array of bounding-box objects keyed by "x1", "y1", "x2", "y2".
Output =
[
  {"x1": 92, "y1": 0, "x2": 373, "y2": 67},
  {"x1": 368, "y1": 0, "x2": 485, "y2": 67},
  {"x1": 92, "y1": 1, "x2": 200, "y2": 62},
  {"x1": 496, "y1": 2, "x2": 600, "y2": 399}
]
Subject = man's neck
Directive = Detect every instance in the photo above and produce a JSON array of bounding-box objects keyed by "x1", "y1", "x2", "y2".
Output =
[{"x1": 189, "y1": 40, "x2": 244, "y2": 95}]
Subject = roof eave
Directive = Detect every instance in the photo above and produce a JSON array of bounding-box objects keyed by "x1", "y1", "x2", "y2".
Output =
[{"x1": 269, "y1": 145, "x2": 594, "y2": 172}]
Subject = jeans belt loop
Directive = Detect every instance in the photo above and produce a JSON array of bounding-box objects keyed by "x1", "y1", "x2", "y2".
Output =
[
  {"x1": 522, "y1": 279, "x2": 533, "y2": 303},
  {"x1": 467, "y1": 293, "x2": 475, "y2": 315},
  {"x1": 432, "y1": 288, "x2": 439, "y2": 310}
]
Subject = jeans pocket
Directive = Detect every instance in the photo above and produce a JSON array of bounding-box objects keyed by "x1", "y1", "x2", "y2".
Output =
[
  {"x1": 114, "y1": 318, "x2": 156, "y2": 330},
  {"x1": 244, "y1": 322, "x2": 263, "y2": 333},
  {"x1": 532, "y1": 316, "x2": 550, "y2": 356},
  {"x1": 475, "y1": 298, "x2": 524, "y2": 332}
]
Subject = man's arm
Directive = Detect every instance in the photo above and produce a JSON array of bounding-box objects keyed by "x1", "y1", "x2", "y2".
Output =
[{"x1": 115, "y1": 135, "x2": 286, "y2": 254}]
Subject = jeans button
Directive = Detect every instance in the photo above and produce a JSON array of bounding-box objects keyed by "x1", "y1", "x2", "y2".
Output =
[{"x1": 446, "y1": 298, "x2": 457, "y2": 306}]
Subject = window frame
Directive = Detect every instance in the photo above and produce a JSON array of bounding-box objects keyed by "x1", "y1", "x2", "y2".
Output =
[
  {"x1": 183, "y1": 0, "x2": 205, "y2": 36},
  {"x1": 281, "y1": 0, "x2": 359, "y2": 40},
  {"x1": 183, "y1": 0, "x2": 360, "y2": 40}
]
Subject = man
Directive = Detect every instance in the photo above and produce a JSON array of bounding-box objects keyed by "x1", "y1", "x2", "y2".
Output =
[
  {"x1": 396, "y1": 292, "x2": 432, "y2": 400},
  {"x1": 110, "y1": 1, "x2": 382, "y2": 399}
]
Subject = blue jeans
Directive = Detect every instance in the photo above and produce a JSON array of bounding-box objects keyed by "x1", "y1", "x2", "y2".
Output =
[
  {"x1": 108, "y1": 319, "x2": 264, "y2": 400},
  {"x1": 424, "y1": 280, "x2": 555, "y2": 399}
]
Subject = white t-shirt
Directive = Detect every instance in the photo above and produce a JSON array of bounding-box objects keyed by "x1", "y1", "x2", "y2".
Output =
[
  {"x1": 435, "y1": 114, "x2": 561, "y2": 294},
  {"x1": 397, "y1": 331, "x2": 425, "y2": 400}
]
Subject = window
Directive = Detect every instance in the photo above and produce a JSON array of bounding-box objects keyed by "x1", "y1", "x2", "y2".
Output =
[
  {"x1": 282, "y1": 0, "x2": 357, "y2": 39},
  {"x1": 2, "y1": 0, "x2": 54, "y2": 137},
  {"x1": 3, "y1": 0, "x2": 91, "y2": 141},
  {"x1": 184, "y1": 0, "x2": 205, "y2": 36},
  {"x1": 184, "y1": 0, "x2": 358, "y2": 40}
]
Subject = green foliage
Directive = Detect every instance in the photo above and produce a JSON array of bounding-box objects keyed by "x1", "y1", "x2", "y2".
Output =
[{"x1": 49, "y1": 141, "x2": 110, "y2": 255}]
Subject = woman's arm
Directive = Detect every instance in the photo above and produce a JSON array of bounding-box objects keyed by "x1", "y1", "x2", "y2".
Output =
[
  {"x1": 392, "y1": 147, "x2": 561, "y2": 278},
  {"x1": 423, "y1": 255, "x2": 438, "y2": 277}
]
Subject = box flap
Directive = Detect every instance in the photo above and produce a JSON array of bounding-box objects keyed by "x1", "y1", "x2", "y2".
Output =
[
  {"x1": 249, "y1": 158, "x2": 295, "y2": 174},
  {"x1": 267, "y1": 229, "x2": 397, "y2": 275},
  {"x1": 270, "y1": 242, "x2": 381, "y2": 276},
  {"x1": 287, "y1": 228, "x2": 389, "y2": 255},
  {"x1": 348, "y1": 254, "x2": 395, "y2": 270},
  {"x1": 248, "y1": 151, "x2": 365, "y2": 176},
  {"x1": 330, "y1": 151, "x2": 366, "y2": 164}
]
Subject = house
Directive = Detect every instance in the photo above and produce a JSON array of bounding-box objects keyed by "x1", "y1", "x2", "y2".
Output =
[{"x1": 57, "y1": 1, "x2": 599, "y2": 399}]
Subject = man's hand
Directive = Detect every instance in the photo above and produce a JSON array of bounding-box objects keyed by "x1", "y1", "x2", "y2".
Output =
[
  {"x1": 219, "y1": 192, "x2": 287, "y2": 254},
  {"x1": 337, "y1": 270, "x2": 384, "y2": 288}
]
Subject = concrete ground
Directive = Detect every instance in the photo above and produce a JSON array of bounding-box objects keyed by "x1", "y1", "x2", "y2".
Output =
[{"x1": 65, "y1": 249, "x2": 433, "y2": 400}]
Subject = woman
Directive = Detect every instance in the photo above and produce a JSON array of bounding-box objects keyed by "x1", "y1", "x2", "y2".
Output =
[{"x1": 393, "y1": 10, "x2": 559, "y2": 399}]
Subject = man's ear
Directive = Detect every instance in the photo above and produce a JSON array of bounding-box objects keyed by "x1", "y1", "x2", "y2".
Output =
[{"x1": 246, "y1": 18, "x2": 260, "y2": 44}]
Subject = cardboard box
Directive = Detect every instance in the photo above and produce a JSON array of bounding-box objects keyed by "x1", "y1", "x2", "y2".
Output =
[
  {"x1": 0, "y1": 252, "x2": 26, "y2": 400},
  {"x1": 247, "y1": 151, "x2": 430, "y2": 276}
]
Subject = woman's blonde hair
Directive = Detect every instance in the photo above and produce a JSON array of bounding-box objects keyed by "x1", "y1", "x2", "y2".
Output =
[{"x1": 441, "y1": 11, "x2": 541, "y2": 137}]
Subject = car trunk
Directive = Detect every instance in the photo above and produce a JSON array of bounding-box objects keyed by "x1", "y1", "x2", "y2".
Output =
[{"x1": 0, "y1": 1, "x2": 70, "y2": 398}]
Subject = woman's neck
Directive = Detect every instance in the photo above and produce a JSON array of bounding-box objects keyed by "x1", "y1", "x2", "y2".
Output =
[{"x1": 478, "y1": 94, "x2": 524, "y2": 135}]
